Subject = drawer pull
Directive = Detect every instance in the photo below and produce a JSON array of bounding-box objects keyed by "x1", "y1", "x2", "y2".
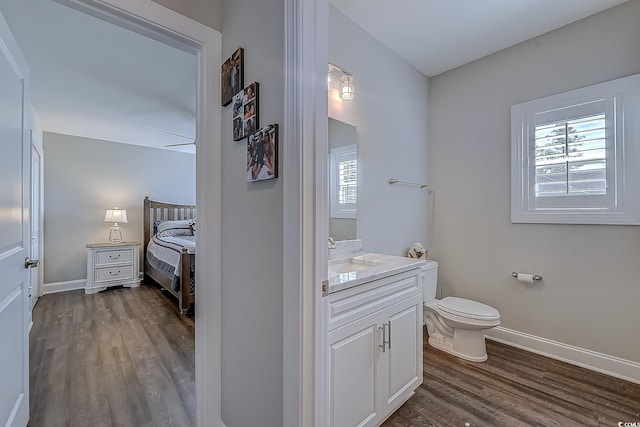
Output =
[
  {"x1": 109, "y1": 254, "x2": 121, "y2": 259},
  {"x1": 109, "y1": 270, "x2": 121, "y2": 276},
  {"x1": 379, "y1": 323, "x2": 389, "y2": 353}
]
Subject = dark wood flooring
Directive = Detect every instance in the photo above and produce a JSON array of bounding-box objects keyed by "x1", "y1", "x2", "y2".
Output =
[
  {"x1": 29, "y1": 283, "x2": 195, "y2": 427},
  {"x1": 383, "y1": 333, "x2": 640, "y2": 427},
  {"x1": 31, "y1": 287, "x2": 640, "y2": 427}
]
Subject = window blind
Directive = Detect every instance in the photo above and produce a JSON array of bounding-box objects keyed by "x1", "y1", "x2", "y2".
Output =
[
  {"x1": 338, "y1": 157, "x2": 357, "y2": 205},
  {"x1": 534, "y1": 113, "x2": 606, "y2": 197}
]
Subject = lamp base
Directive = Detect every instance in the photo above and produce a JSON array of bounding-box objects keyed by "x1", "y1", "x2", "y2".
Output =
[{"x1": 108, "y1": 225, "x2": 123, "y2": 243}]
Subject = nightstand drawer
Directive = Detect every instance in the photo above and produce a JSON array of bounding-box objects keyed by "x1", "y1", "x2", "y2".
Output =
[
  {"x1": 94, "y1": 248, "x2": 134, "y2": 266},
  {"x1": 94, "y1": 264, "x2": 136, "y2": 282}
]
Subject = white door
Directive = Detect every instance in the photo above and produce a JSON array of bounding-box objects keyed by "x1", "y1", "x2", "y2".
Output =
[
  {"x1": 0, "y1": 11, "x2": 31, "y2": 427},
  {"x1": 30, "y1": 143, "x2": 41, "y2": 312}
]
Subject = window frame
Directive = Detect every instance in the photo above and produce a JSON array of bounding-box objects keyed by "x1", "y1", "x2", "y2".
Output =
[{"x1": 511, "y1": 74, "x2": 640, "y2": 225}]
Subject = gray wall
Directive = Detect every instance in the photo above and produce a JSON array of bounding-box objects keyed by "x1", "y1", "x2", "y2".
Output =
[
  {"x1": 220, "y1": 0, "x2": 284, "y2": 425},
  {"x1": 329, "y1": 6, "x2": 430, "y2": 257},
  {"x1": 429, "y1": 0, "x2": 640, "y2": 362},
  {"x1": 43, "y1": 132, "x2": 195, "y2": 284}
]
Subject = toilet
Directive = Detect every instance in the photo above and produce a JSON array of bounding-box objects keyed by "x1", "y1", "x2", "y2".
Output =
[{"x1": 421, "y1": 260, "x2": 500, "y2": 362}]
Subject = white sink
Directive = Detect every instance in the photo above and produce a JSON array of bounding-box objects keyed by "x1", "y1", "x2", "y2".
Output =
[{"x1": 329, "y1": 256, "x2": 384, "y2": 274}]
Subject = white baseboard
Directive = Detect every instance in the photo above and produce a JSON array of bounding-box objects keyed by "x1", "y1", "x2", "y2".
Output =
[
  {"x1": 485, "y1": 326, "x2": 640, "y2": 385},
  {"x1": 42, "y1": 279, "x2": 86, "y2": 294}
]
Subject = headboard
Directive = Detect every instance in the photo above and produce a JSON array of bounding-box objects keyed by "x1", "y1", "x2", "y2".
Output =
[{"x1": 143, "y1": 196, "x2": 197, "y2": 259}]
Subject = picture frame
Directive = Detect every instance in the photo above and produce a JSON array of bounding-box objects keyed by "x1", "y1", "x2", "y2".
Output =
[
  {"x1": 232, "y1": 81, "x2": 259, "y2": 141},
  {"x1": 221, "y1": 47, "x2": 244, "y2": 106},
  {"x1": 247, "y1": 124, "x2": 278, "y2": 182}
]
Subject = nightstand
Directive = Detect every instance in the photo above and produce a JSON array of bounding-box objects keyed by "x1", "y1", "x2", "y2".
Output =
[{"x1": 85, "y1": 241, "x2": 141, "y2": 294}]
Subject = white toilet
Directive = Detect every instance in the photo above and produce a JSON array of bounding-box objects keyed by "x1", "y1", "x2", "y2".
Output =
[{"x1": 421, "y1": 260, "x2": 500, "y2": 362}]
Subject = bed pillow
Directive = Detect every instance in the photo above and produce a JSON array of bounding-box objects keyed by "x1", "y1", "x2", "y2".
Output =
[
  {"x1": 156, "y1": 220, "x2": 193, "y2": 237},
  {"x1": 189, "y1": 219, "x2": 196, "y2": 233}
]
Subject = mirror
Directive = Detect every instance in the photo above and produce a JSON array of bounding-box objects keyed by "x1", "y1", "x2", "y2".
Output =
[{"x1": 328, "y1": 118, "x2": 357, "y2": 240}]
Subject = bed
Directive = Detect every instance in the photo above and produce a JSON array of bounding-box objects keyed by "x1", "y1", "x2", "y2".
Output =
[{"x1": 143, "y1": 196, "x2": 196, "y2": 314}]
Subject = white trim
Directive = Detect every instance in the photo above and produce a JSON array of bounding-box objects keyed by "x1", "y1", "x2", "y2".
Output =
[
  {"x1": 511, "y1": 73, "x2": 640, "y2": 225},
  {"x1": 485, "y1": 326, "x2": 640, "y2": 385},
  {"x1": 42, "y1": 279, "x2": 86, "y2": 294},
  {"x1": 51, "y1": 1, "x2": 222, "y2": 425},
  {"x1": 282, "y1": 0, "x2": 327, "y2": 425}
]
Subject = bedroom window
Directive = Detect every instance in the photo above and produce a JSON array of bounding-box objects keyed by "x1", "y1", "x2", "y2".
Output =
[
  {"x1": 330, "y1": 144, "x2": 357, "y2": 219},
  {"x1": 511, "y1": 74, "x2": 640, "y2": 225}
]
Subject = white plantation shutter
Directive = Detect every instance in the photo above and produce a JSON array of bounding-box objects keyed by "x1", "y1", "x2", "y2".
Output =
[
  {"x1": 534, "y1": 112, "x2": 607, "y2": 198},
  {"x1": 330, "y1": 144, "x2": 357, "y2": 218},
  {"x1": 338, "y1": 154, "x2": 357, "y2": 205},
  {"x1": 511, "y1": 74, "x2": 640, "y2": 224}
]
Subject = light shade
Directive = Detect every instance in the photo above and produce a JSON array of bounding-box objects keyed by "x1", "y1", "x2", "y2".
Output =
[
  {"x1": 339, "y1": 74, "x2": 355, "y2": 100},
  {"x1": 104, "y1": 208, "x2": 128, "y2": 224}
]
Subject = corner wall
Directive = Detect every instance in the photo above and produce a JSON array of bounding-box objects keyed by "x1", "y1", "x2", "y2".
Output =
[
  {"x1": 43, "y1": 132, "x2": 195, "y2": 285},
  {"x1": 428, "y1": 0, "x2": 640, "y2": 364},
  {"x1": 220, "y1": 0, "x2": 284, "y2": 425},
  {"x1": 329, "y1": 6, "x2": 430, "y2": 257}
]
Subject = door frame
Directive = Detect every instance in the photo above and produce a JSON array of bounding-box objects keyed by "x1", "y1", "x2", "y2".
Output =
[
  {"x1": 29, "y1": 140, "x2": 42, "y2": 313},
  {"x1": 52, "y1": 0, "x2": 222, "y2": 425},
  {"x1": 282, "y1": 0, "x2": 328, "y2": 425}
]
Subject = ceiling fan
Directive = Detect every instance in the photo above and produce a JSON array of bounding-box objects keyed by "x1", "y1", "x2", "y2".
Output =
[{"x1": 148, "y1": 127, "x2": 196, "y2": 147}]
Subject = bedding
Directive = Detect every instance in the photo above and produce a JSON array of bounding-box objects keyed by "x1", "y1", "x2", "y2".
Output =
[
  {"x1": 146, "y1": 234, "x2": 195, "y2": 292},
  {"x1": 156, "y1": 219, "x2": 194, "y2": 237}
]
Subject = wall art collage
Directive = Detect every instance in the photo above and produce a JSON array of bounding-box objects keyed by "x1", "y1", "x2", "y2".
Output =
[{"x1": 222, "y1": 47, "x2": 278, "y2": 182}]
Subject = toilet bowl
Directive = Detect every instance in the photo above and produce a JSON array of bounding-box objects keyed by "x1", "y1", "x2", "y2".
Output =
[{"x1": 421, "y1": 261, "x2": 500, "y2": 362}]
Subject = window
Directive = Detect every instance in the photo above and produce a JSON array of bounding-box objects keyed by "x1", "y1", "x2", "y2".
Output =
[
  {"x1": 511, "y1": 74, "x2": 640, "y2": 224},
  {"x1": 330, "y1": 144, "x2": 357, "y2": 219}
]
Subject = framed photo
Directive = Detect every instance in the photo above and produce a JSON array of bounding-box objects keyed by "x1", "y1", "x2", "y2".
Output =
[
  {"x1": 233, "y1": 81, "x2": 259, "y2": 141},
  {"x1": 247, "y1": 124, "x2": 278, "y2": 182},
  {"x1": 221, "y1": 47, "x2": 244, "y2": 106}
]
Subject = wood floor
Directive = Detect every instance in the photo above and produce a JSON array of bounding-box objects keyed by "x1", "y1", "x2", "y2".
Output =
[
  {"x1": 30, "y1": 287, "x2": 640, "y2": 427},
  {"x1": 383, "y1": 334, "x2": 640, "y2": 427},
  {"x1": 29, "y1": 283, "x2": 195, "y2": 427}
]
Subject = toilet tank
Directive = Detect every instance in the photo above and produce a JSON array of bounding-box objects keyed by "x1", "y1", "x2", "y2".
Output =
[{"x1": 421, "y1": 260, "x2": 439, "y2": 303}]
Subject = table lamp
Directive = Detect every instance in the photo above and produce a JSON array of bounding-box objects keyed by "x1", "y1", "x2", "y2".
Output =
[{"x1": 104, "y1": 207, "x2": 128, "y2": 243}]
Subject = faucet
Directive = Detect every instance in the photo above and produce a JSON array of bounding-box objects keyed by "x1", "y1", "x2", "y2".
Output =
[{"x1": 328, "y1": 237, "x2": 336, "y2": 260}]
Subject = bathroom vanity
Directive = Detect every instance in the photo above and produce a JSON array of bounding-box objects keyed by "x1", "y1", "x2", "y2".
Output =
[{"x1": 325, "y1": 252, "x2": 425, "y2": 427}]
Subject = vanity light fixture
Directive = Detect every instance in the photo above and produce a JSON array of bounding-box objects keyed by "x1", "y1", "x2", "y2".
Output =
[
  {"x1": 339, "y1": 73, "x2": 355, "y2": 100},
  {"x1": 328, "y1": 63, "x2": 355, "y2": 100},
  {"x1": 104, "y1": 207, "x2": 128, "y2": 243}
]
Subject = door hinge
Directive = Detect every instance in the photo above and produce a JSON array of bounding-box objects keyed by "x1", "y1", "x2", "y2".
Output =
[{"x1": 321, "y1": 280, "x2": 329, "y2": 297}]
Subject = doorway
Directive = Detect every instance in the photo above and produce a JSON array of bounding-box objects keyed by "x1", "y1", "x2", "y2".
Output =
[{"x1": 0, "y1": 0, "x2": 222, "y2": 424}]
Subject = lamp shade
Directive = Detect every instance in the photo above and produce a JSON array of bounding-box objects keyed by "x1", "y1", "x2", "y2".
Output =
[
  {"x1": 339, "y1": 74, "x2": 355, "y2": 100},
  {"x1": 104, "y1": 208, "x2": 128, "y2": 224}
]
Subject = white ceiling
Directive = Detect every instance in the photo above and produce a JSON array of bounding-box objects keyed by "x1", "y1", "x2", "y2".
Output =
[
  {"x1": 0, "y1": 0, "x2": 628, "y2": 153},
  {"x1": 330, "y1": 0, "x2": 629, "y2": 77},
  {"x1": 0, "y1": 0, "x2": 196, "y2": 152}
]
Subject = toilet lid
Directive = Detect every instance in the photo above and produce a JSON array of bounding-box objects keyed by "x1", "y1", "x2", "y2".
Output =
[{"x1": 437, "y1": 297, "x2": 500, "y2": 320}]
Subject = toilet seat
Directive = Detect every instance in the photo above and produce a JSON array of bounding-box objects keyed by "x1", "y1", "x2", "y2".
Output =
[{"x1": 437, "y1": 297, "x2": 500, "y2": 321}]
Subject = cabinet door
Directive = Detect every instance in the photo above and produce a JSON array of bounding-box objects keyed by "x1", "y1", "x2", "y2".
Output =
[
  {"x1": 379, "y1": 294, "x2": 423, "y2": 415},
  {"x1": 328, "y1": 312, "x2": 383, "y2": 427}
]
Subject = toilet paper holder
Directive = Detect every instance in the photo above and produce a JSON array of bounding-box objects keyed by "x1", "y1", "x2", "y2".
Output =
[{"x1": 512, "y1": 272, "x2": 543, "y2": 281}]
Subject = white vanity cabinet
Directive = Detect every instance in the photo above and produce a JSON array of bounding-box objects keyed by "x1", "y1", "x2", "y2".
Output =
[{"x1": 325, "y1": 268, "x2": 423, "y2": 427}]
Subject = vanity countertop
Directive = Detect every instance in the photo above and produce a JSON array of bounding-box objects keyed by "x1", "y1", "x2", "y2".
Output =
[{"x1": 328, "y1": 252, "x2": 425, "y2": 294}]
